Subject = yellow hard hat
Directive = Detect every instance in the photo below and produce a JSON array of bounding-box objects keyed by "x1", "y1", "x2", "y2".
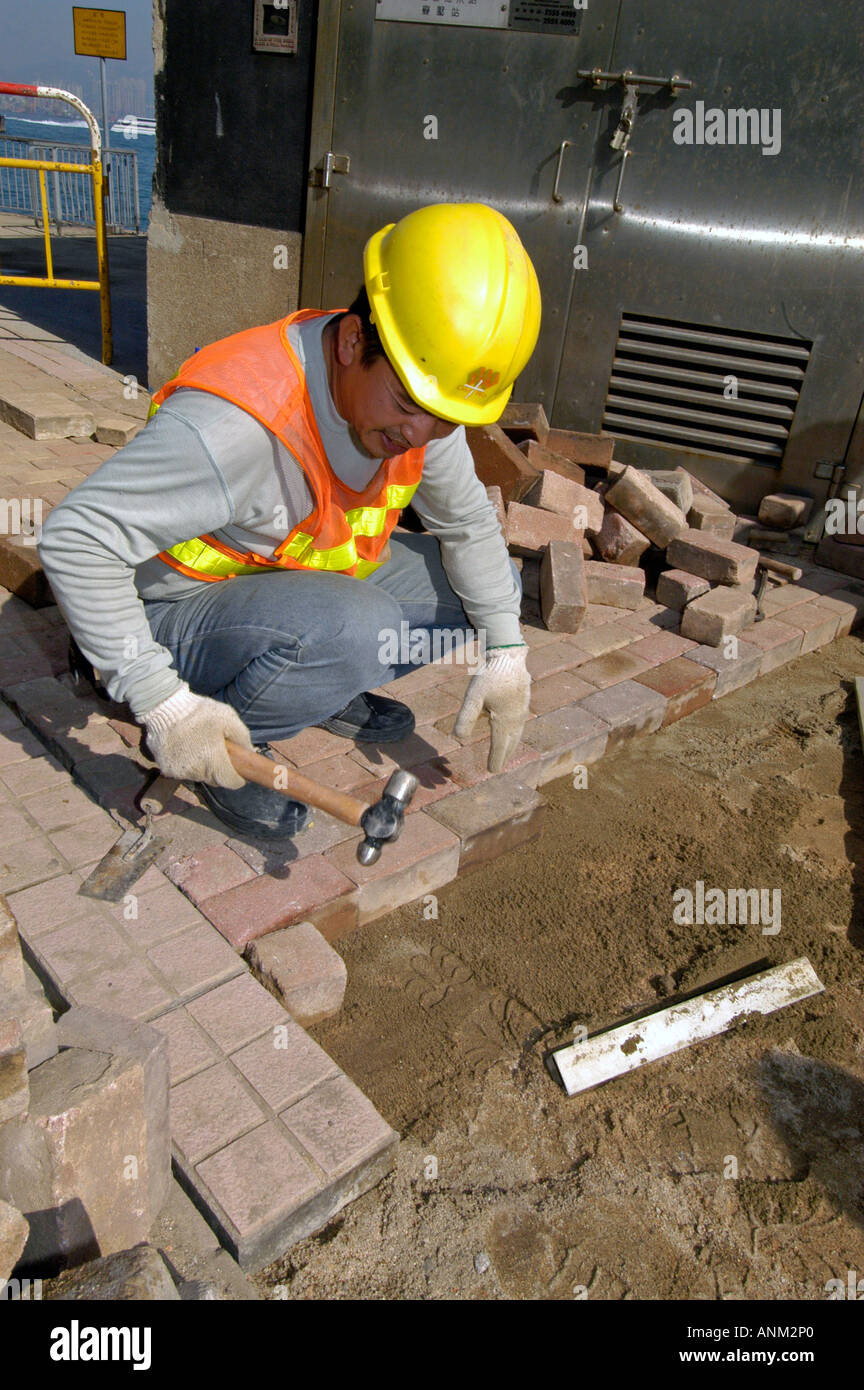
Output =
[{"x1": 363, "y1": 202, "x2": 541, "y2": 426}]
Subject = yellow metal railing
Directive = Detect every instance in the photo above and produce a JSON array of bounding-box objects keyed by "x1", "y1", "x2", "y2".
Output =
[{"x1": 0, "y1": 83, "x2": 112, "y2": 363}]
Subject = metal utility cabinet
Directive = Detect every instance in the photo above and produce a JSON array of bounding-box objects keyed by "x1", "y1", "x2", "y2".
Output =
[{"x1": 302, "y1": 0, "x2": 863, "y2": 513}]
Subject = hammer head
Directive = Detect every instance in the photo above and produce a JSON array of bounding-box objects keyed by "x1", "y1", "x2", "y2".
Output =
[{"x1": 357, "y1": 770, "x2": 418, "y2": 866}]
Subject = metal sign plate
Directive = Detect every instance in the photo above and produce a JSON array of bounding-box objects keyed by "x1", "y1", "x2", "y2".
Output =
[{"x1": 375, "y1": 0, "x2": 510, "y2": 27}]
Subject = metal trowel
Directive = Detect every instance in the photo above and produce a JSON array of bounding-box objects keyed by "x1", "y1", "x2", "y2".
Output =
[{"x1": 78, "y1": 774, "x2": 178, "y2": 902}]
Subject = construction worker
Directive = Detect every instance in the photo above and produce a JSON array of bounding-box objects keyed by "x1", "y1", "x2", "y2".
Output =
[{"x1": 38, "y1": 202, "x2": 541, "y2": 840}]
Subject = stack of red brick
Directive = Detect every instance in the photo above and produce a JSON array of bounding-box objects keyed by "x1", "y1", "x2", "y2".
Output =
[{"x1": 468, "y1": 402, "x2": 815, "y2": 649}]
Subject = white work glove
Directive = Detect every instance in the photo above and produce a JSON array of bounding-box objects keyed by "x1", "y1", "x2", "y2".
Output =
[
  {"x1": 142, "y1": 683, "x2": 255, "y2": 788},
  {"x1": 453, "y1": 643, "x2": 530, "y2": 773}
]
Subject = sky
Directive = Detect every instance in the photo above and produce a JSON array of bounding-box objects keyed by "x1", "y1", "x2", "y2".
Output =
[{"x1": 0, "y1": 0, "x2": 155, "y2": 86}]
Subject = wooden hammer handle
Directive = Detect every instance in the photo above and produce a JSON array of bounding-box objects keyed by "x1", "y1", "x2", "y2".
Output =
[
  {"x1": 224, "y1": 740, "x2": 367, "y2": 826},
  {"x1": 757, "y1": 556, "x2": 803, "y2": 583}
]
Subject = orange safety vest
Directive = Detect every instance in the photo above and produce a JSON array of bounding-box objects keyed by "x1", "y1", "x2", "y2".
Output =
[{"x1": 151, "y1": 309, "x2": 426, "y2": 583}]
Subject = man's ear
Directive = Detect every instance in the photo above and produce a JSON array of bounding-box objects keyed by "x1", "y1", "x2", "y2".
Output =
[{"x1": 335, "y1": 313, "x2": 364, "y2": 367}]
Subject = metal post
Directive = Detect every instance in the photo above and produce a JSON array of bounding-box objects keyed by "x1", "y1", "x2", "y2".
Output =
[
  {"x1": 92, "y1": 155, "x2": 113, "y2": 365},
  {"x1": 99, "y1": 56, "x2": 111, "y2": 229}
]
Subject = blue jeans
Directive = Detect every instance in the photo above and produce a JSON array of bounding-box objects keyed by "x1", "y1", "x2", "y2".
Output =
[{"x1": 144, "y1": 534, "x2": 517, "y2": 744}]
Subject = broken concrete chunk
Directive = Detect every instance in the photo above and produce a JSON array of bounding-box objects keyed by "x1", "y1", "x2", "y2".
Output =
[{"x1": 46, "y1": 1242, "x2": 180, "y2": 1301}]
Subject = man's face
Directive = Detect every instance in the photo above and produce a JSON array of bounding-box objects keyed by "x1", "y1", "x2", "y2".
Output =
[{"x1": 328, "y1": 314, "x2": 459, "y2": 458}]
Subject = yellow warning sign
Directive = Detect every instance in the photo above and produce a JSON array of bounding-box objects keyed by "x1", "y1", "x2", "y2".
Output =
[{"x1": 72, "y1": 7, "x2": 127, "y2": 61}]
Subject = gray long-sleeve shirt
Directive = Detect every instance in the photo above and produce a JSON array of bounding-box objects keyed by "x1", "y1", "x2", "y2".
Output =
[{"x1": 38, "y1": 312, "x2": 522, "y2": 717}]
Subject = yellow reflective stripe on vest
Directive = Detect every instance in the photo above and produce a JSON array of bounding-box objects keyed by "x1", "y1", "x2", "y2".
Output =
[{"x1": 167, "y1": 537, "x2": 262, "y2": 577}]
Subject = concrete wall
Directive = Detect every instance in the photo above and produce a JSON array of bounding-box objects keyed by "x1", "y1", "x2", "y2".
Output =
[
  {"x1": 147, "y1": 0, "x2": 315, "y2": 387},
  {"x1": 146, "y1": 203, "x2": 302, "y2": 389}
]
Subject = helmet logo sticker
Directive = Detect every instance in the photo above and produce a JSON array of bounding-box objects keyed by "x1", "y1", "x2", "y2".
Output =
[{"x1": 460, "y1": 368, "x2": 500, "y2": 398}]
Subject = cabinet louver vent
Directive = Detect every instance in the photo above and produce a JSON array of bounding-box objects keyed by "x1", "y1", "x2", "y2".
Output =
[{"x1": 602, "y1": 313, "x2": 810, "y2": 466}]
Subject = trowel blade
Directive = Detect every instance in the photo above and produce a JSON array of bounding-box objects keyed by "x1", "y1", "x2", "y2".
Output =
[{"x1": 77, "y1": 828, "x2": 168, "y2": 903}]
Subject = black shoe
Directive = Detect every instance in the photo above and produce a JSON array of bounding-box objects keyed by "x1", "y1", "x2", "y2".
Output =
[
  {"x1": 317, "y1": 690, "x2": 415, "y2": 743},
  {"x1": 195, "y1": 745, "x2": 309, "y2": 841}
]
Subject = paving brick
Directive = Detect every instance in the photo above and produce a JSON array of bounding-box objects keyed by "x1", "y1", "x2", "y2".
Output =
[
  {"x1": 150, "y1": 1006, "x2": 220, "y2": 1084},
  {"x1": 737, "y1": 618, "x2": 804, "y2": 673},
  {"x1": 231, "y1": 1016, "x2": 340, "y2": 1107},
  {"x1": 758, "y1": 492, "x2": 813, "y2": 529},
  {"x1": 583, "y1": 560, "x2": 644, "y2": 610},
  {"x1": 519, "y1": 704, "x2": 610, "y2": 783},
  {"x1": 146, "y1": 923, "x2": 245, "y2": 999},
  {"x1": 49, "y1": 815, "x2": 124, "y2": 870},
  {"x1": 771, "y1": 601, "x2": 841, "y2": 654},
  {"x1": 191, "y1": 1122, "x2": 320, "y2": 1268},
  {"x1": 498, "y1": 400, "x2": 549, "y2": 445},
  {"x1": 625, "y1": 631, "x2": 698, "y2": 665},
  {"x1": 346, "y1": 723, "x2": 460, "y2": 777},
  {"x1": 638, "y1": 467, "x2": 693, "y2": 515},
  {"x1": 350, "y1": 760, "x2": 455, "y2": 818},
  {"x1": 5, "y1": 872, "x2": 92, "y2": 935},
  {"x1": 168, "y1": 845, "x2": 259, "y2": 907},
  {"x1": 523, "y1": 470, "x2": 604, "y2": 535},
  {"x1": 540, "y1": 541, "x2": 587, "y2": 633},
  {"x1": 656, "y1": 568, "x2": 711, "y2": 609},
  {"x1": 576, "y1": 648, "x2": 654, "y2": 689},
  {"x1": 524, "y1": 639, "x2": 591, "y2": 678},
  {"x1": 634, "y1": 658, "x2": 717, "y2": 725},
  {"x1": 682, "y1": 638, "x2": 764, "y2": 696},
  {"x1": 577, "y1": 680, "x2": 667, "y2": 746},
  {"x1": 426, "y1": 774, "x2": 546, "y2": 871},
  {"x1": 228, "y1": 808, "x2": 360, "y2": 867},
  {"x1": 465, "y1": 423, "x2": 539, "y2": 504},
  {"x1": 579, "y1": 602, "x2": 633, "y2": 628},
  {"x1": 0, "y1": 726, "x2": 45, "y2": 766},
  {"x1": 324, "y1": 810, "x2": 460, "y2": 925},
  {"x1": 0, "y1": 837, "x2": 66, "y2": 894},
  {"x1": 106, "y1": 880, "x2": 208, "y2": 946},
  {"x1": 529, "y1": 668, "x2": 597, "y2": 714},
  {"x1": 518, "y1": 439, "x2": 587, "y2": 487},
  {"x1": 171, "y1": 1063, "x2": 266, "y2": 1164},
  {"x1": 198, "y1": 856, "x2": 358, "y2": 950},
  {"x1": 269, "y1": 726, "x2": 351, "y2": 766},
  {"x1": 666, "y1": 529, "x2": 759, "y2": 585},
  {"x1": 281, "y1": 1074, "x2": 396, "y2": 1179},
  {"x1": 759, "y1": 584, "x2": 814, "y2": 616},
  {"x1": 65, "y1": 956, "x2": 176, "y2": 1020},
  {"x1": 680, "y1": 587, "x2": 758, "y2": 646},
  {"x1": 186, "y1": 972, "x2": 288, "y2": 1053},
  {"x1": 565, "y1": 624, "x2": 633, "y2": 659},
  {"x1": 0, "y1": 802, "x2": 33, "y2": 845},
  {"x1": 246, "y1": 921, "x2": 347, "y2": 1025},
  {"x1": 31, "y1": 913, "x2": 132, "y2": 984},
  {"x1": 804, "y1": 587, "x2": 864, "y2": 636},
  {"x1": 542, "y1": 429, "x2": 614, "y2": 470},
  {"x1": 594, "y1": 507, "x2": 651, "y2": 565},
  {"x1": 19, "y1": 780, "x2": 100, "y2": 832},
  {"x1": 605, "y1": 465, "x2": 686, "y2": 548},
  {"x1": 428, "y1": 738, "x2": 541, "y2": 791},
  {"x1": 505, "y1": 500, "x2": 582, "y2": 557},
  {"x1": 399, "y1": 683, "x2": 463, "y2": 724},
  {"x1": 687, "y1": 496, "x2": 736, "y2": 538},
  {"x1": 485, "y1": 484, "x2": 506, "y2": 534}
]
